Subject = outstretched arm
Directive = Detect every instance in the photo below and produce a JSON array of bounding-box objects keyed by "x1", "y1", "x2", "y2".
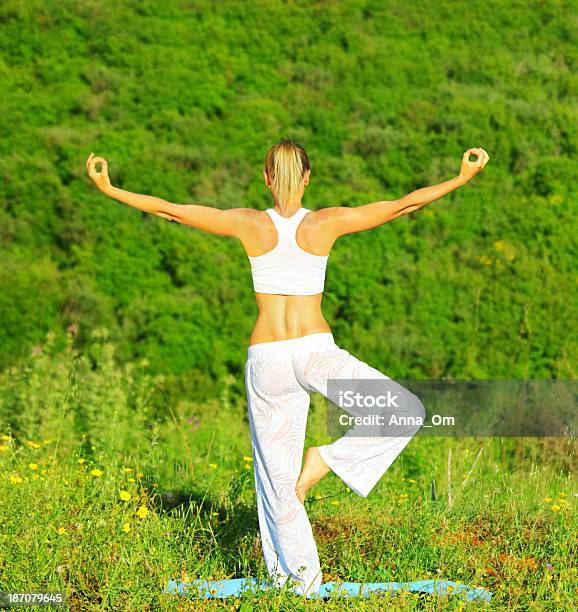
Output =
[
  {"x1": 324, "y1": 147, "x2": 489, "y2": 237},
  {"x1": 85, "y1": 153, "x2": 245, "y2": 236}
]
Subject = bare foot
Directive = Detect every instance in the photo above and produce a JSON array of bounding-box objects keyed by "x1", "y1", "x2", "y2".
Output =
[{"x1": 295, "y1": 447, "x2": 331, "y2": 505}]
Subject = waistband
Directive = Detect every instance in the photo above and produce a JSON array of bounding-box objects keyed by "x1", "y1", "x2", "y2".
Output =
[{"x1": 247, "y1": 332, "x2": 337, "y2": 360}]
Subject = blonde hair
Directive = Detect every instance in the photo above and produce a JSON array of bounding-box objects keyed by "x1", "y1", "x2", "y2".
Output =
[{"x1": 264, "y1": 138, "x2": 310, "y2": 213}]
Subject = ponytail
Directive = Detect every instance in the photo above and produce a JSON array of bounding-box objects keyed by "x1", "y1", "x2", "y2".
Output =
[{"x1": 264, "y1": 138, "x2": 310, "y2": 213}]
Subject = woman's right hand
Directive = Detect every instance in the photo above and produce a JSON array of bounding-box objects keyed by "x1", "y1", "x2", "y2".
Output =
[
  {"x1": 86, "y1": 152, "x2": 112, "y2": 193},
  {"x1": 459, "y1": 147, "x2": 489, "y2": 183}
]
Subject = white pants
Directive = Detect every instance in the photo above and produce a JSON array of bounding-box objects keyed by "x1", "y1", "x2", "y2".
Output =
[{"x1": 244, "y1": 332, "x2": 425, "y2": 596}]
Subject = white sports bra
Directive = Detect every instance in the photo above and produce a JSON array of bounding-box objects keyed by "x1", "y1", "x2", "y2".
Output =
[{"x1": 248, "y1": 207, "x2": 328, "y2": 295}]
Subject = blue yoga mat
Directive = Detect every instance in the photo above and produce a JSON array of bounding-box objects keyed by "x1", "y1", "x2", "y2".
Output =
[{"x1": 164, "y1": 577, "x2": 492, "y2": 602}]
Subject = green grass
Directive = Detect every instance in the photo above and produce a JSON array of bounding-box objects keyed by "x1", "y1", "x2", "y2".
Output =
[{"x1": 0, "y1": 330, "x2": 575, "y2": 610}]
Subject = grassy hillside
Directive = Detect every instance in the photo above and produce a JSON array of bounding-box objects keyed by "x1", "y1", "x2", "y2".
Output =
[{"x1": 0, "y1": 0, "x2": 576, "y2": 399}]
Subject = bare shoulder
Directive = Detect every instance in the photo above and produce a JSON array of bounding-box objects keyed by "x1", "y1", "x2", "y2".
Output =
[
  {"x1": 225, "y1": 207, "x2": 273, "y2": 243},
  {"x1": 297, "y1": 206, "x2": 349, "y2": 252},
  {"x1": 224, "y1": 207, "x2": 261, "y2": 220},
  {"x1": 308, "y1": 205, "x2": 350, "y2": 219},
  {"x1": 304, "y1": 205, "x2": 353, "y2": 229},
  {"x1": 229, "y1": 207, "x2": 277, "y2": 255},
  {"x1": 223, "y1": 207, "x2": 263, "y2": 229}
]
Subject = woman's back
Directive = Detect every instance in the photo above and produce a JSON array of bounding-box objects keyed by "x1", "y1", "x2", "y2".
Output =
[
  {"x1": 247, "y1": 207, "x2": 328, "y2": 295},
  {"x1": 240, "y1": 205, "x2": 336, "y2": 346}
]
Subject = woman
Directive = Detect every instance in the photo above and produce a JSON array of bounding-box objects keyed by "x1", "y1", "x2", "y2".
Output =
[{"x1": 86, "y1": 140, "x2": 489, "y2": 596}]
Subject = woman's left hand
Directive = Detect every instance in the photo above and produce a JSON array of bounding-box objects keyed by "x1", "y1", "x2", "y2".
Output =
[
  {"x1": 86, "y1": 152, "x2": 112, "y2": 193},
  {"x1": 459, "y1": 147, "x2": 490, "y2": 183}
]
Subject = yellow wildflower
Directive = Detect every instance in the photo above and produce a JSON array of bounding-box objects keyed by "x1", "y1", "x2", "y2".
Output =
[
  {"x1": 494, "y1": 240, "x2": 516, "y2": 261},
  {"x1": 408, "y1": 479, "x2": 417, "y2": 483},
  {"x1": 330, "y1": 500, "x2": 339, "y2": 505},
  {"x1": 32, "y1": 474, "x2": 40, "y2": 480},
  {"x1": 78, "y1": 458, "x2": 86, "y2": 464},
  {"x1": 57, "y1": 527, "x2": 66, "y2": 534},
  {"x1": 128, "y1": 478, "x2": 136, "y2": 483},
  {"x1": 559, "y1": 492, "x2": 567, "y2": 497},
  {"x1": 122, "y1": 522, "x2": 131, "y2": 533},
  {"x1": 43, "y1": 439, "x2": 51, "y2": 445},
  {"x1": 10, "y1": 475, "x2": 23, "y2": 484},
  {"x1": 209, "y1": 463, "x2": 217, "y2": 469},
  {"x1": 120, "y1": 490, "x2": 131, "y2": 502},
  {"x1": 137, "y1": 472, "x2": 144, "y2": 478},
  {"x1": 243, "y1": 456, "x2": 253, "y2": 462},
  {"x1": 121, "y1": 467, "x2": 133, "y2": 473},
  {"x1": 544, "y1": 497, "x2": 553, "y2": 503},
  {"x1": 478, "y1": 255, "x2": 492, "y2": 266},
  {"x1": 1, "y1": 435, "x2": 12, "y2": 441},
  {"x1": 0, "y1": 445, "x2": 8, "y2": 453},
  {"x1": 26, "y1": 440, "x2": 41, "y2": 449},
  {"x1": 136, "y1": 505, "x2": 148, "y2": 519},
  {"x1": 91, "y1": 468, "x2": 103, "y2": 477},
  {"x1": 551, "y1": 505, "x2": 561, "y2": 512},
  {"x1": 558, "y1": 499, "x2": 568, "y2": 507}
]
